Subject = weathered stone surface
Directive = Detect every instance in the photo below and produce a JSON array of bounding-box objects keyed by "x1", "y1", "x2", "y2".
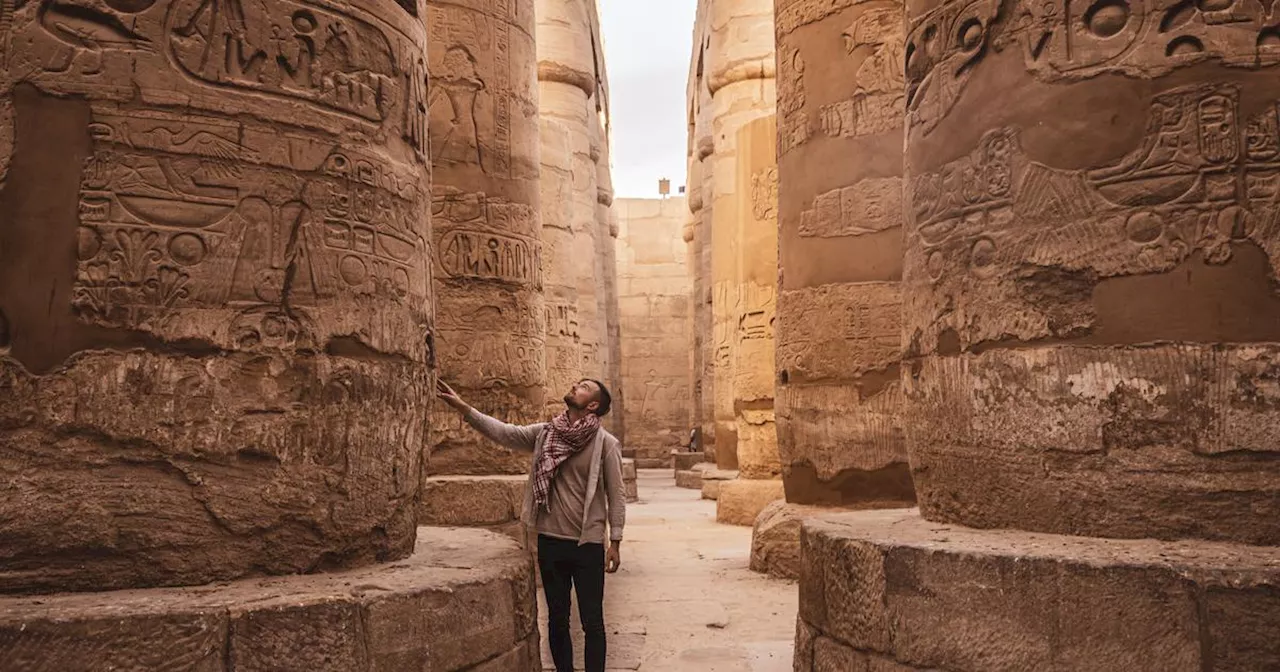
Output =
[
  {"x1": 0, "y1": 0, "x2": 432, "y2": 593},
  {"x1": 673, "y1": 450, "x2": 706, "y2": 471},
  {"x1": 0, "y1": 527, "x2": 541, "y2": 671},
  {"x1": 797, "y1": 509, "x2": 1280, "y2": 672},
  {"x1": 700, "y1": 467, "x2": 738, "y2": 501},
  {"x1": 676, "y1": 469, "x2": 705, "y2": 490},
  {"x1": 900, "y1": 1, "x2": 1280, "y2": 543},
  {"x1": 706, "y1": 0, "x2": 776, "y2": 471},
  {"x1": 537, "y1": 0, "x2": 613, "y2": 416},
  {"x1": 427, "y1": 0, "x2": 545, "y2": 477},
  {"x1": 419, "y1": 475, "x2": 527, "y2": 528},
  {"x1": 617, "y1": 197, "x2": 693, "y2": 466},
  {"x1": 750, "y1": 501, "x2": 829, "y2": 581},
  {"x1": 622, "y1": 457, "x2": 639, "y2": 503},
  {"x1": 775, "y1": 0, "x2": 911, "y2": 508},
  {"x1": 717, "y1": 478, "x2": 785, "y2": 527}
]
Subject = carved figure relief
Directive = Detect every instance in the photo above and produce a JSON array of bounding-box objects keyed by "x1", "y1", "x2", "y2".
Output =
[
  {"x1": 428, "y1": 45, "x2": 483, "y2": 165},
  {"x1": 907, "y1": 83, "x2": 1280, "y2": 351}
]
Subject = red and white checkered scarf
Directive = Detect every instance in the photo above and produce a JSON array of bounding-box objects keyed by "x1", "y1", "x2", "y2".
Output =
[{"x1": 533, "y1": 411, "x2": 601, "y2": 511}]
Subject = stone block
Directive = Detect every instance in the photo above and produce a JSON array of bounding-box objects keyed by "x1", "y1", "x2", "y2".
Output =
[
  {"x1": 700, "y1": 468, "x2": 738, "y2": 500},
  {"x1": 797, "y1": 509, "x2": 1280, "y2": 672},
  {"x1": 676, "y1": 470, "x2": 704, "y2": 489},
  {"x1": 750, "y1": 501, "x2": 827, "y2": 581},
  {"x1": 419, "y1": 475, "x2": 526, "y2": 527},
  {"x1": 621, "y1": 458, "x2": 638, "y2": 480},
  {"x1": 0, "y1": 528, "x2": 540, "y2": 672},
  {"x1": 716, "y1": 479, "x2": 785, "y2": 526},
  {"x1": 672, "y1": 450, "x2": 706, "y2": 471}
]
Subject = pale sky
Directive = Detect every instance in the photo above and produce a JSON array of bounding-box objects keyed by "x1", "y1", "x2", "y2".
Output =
[{"x1": 599, "y1": 0, "x2": 697, "y2": 199}]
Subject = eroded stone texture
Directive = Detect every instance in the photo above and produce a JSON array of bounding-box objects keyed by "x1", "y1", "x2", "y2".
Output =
[
  {"x1": 0, "y1": 527, "x2": 542, "y2": 671},
  {"x1": 902, "y1": 0, "x2": 1280, "y2": 546},
  {"x1": 0, "y1": 0, "x2": 432, "y2": 593},
  {"x1": 716, "y1": 477, "x2": 785, "y2": 527},
  {"x1": 795, "y1": 509, "x2": 1280, "y2": 672},
  {"x1": 537, "y1": 0, "x2": 606, "y2": 416},
  {"x1": 774, "y1": 0, "x2": 914, "y2": 508},
  {"x1": 705, "y1": 0, "x2": 776, "y2": 470},
  {"x1": 616, "y1": 197, "x2": 693, "y2": 466},
  {"x1": 427, "y1": 0, "x2": 544, "y2": 477}
]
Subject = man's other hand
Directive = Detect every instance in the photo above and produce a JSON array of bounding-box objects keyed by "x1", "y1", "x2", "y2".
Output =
[
  {"x1": 436, "y1": 379, "x2": 470, "y2": 414},
  {"x1": 606, "y1": 542, "x2": 621, "y2": 573}
]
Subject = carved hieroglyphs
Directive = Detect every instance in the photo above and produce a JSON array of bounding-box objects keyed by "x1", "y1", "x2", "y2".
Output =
[
  {"x1": 687, "y1": 1, "x2": 716, "y2": 461},
  {"x1": 536, "y1": 0, "x2": 616, "y2": 417},
  {"x1": 426, "y1": 0, "x2": 545, "y2": 476},
  {"x1": 796, "y1": 0, "x2": 1280, "y2": 668},
  {"x1": 0, "y1": 0, "x2": 432, "y2": 593},
  {"x1": 616, "y1": 198, "x2": 692, "y2": 467},
  {"x1": 774, "y1": 0, "x2": 915, "y2": 507},
  {"x1": 703, "y1": 0, "x2": 776, "y2": 470}
]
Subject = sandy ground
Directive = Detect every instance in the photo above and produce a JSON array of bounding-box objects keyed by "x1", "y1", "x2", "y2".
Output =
[{"x1": 538, "y1": 469, "x2": 799, "y2": 671}]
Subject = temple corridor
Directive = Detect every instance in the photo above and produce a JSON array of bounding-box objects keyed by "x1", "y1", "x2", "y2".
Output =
[{"x1": 538, "y1": 470, "x2": 797, "y2": 672}]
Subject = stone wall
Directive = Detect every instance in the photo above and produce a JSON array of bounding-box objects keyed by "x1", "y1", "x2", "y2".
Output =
[
  {"x1": 773, "y1": 0, "x2": 915, "y2": 506},
  {"x1": 427, "y1": 0, "x2": 544, "y2": 477},
  {"x1": 615, "y1": 197, "x2": 692, "y2": 467}
]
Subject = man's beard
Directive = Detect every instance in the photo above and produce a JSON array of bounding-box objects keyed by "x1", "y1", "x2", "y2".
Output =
[{"x1": 563, "y1": 393, "x2": 585, "y2": 410}]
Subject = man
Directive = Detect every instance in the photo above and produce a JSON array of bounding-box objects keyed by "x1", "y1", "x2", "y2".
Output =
[{"x1": 436, "y1": 378, "x2": 625, "y2": 672}]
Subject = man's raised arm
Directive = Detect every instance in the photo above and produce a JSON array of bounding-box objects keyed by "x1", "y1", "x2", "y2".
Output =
[{"x1": 436, "y1": 380, "x2": 543, "y2": 452}]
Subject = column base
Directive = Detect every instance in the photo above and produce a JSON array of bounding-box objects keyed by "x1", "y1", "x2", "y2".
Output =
[
  {"x1": 676, "y1": 462, "x2": 714, "y2": 489},
  {"x1": 672, "y1": 450, "x2": 707, "y2": 471},
  {"x1": 795, "y1": 509, "x2": 1280, "y2": 672},
  {"x1": 700, "y1": 468, "x2": 739, "y2": 500},
  {"x1": 715, "y1": 478, "x2": 784, "y2": 526},
  {"x1": 420, "y1": 475, "x2": 529, "y2": 546},
  {"x1": 622, "y1": 458, "x2": 639, "y2": 503},
  {"x1": 0, "y1": 527, "x2": 542, "y2": 671}
]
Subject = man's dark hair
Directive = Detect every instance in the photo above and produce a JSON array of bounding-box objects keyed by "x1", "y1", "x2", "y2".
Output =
[{"x1": 586, "y1": 378, "x2": 612, "y2": 417}]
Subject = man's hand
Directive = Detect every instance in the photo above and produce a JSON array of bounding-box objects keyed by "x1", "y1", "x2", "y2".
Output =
[
  {"x1": 436, "y1": 379, "x2": 471, "y2": 414},
  {"x1": 605, "y1": 541, "x2": 621, "y2": 573}
]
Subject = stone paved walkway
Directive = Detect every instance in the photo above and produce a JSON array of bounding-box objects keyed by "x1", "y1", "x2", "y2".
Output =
[{"x1": 539, "y1": 469, "x2": 798, "y2": 671}]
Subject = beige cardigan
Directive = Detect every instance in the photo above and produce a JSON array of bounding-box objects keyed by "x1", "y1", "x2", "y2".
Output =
[{"x1": 464, "y1": 408, "x2": 627, "y2": 544}]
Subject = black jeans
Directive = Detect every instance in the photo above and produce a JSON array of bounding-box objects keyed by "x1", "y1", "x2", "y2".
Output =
[{"x1": 538, "y1": 535, "x2": 606, "y2": 672}]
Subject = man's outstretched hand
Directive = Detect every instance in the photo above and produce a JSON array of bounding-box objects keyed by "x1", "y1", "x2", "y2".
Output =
[
  {"x1": 606, "y1": 541, "x2": 621, "y2": 573},
  {"x1": 436, "y1": 379, "x2": 471, "y2": 414}
]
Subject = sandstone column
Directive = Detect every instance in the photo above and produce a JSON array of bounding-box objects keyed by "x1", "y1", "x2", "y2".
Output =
[
  {"x1": 795, "y1": 2, "x2": 1280, "y2": 668},
  {"x1": 0, "y1": 1, "x2": 540, "y2": 667},
  {"x1": 426, "y1": 0, "x2": 544, "y2": 477},
  {"x1": 707, "y1": 0, "x2": 776, "y2": 472},
  {"x1": 772, "y1": 0, "x2": 915, "y2": 507},
  {"x1": 686, "y1": 9, "x2": 718, "y2": 466},
  {"x1": 716, "y1": 114, "x2": 785, "y2": 526},
  {"x1": 537, "y1": 0, "x2": 602, "y2": 415}
]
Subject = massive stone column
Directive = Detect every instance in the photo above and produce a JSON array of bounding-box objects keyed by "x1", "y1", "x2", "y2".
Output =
[
  {"x1": 795, "y1": 1, "x2": 1280, "y2": 669},
  {"x1": 0, "y1": 1, "x2": 539, "y2": 667},
  {"x1": 426, "y1": 0, "x2": 544, "y2": 476},
  {"x1": 687, "y1": 7, "x2": 717, "y2": 464},
  {"x1": 716, "y1": 114, "x2": 784, "y2": 526},
  {"x1": 773, "y1": 0, "x2": 915, "y2": 509},
  {"x1": 707, "y1": 0, "x2": 775, "y2": 471},
  {"x1": 537, "y1": 0, "x2": 601, "y2": 415}
]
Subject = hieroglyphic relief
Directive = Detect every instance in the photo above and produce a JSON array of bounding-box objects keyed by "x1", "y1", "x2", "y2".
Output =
[
  {"x1": 433, "y1": 192, "x2": 541, "y2": 287},
  {"x1": 73, "y1": 105, "x2": 429, "y2": 348},
  {"x1": 906, "y1": 82, "x2": 1280, "y2": 351},
  {"x1": 751, "y1": 165, "x2": 778, "y2": 221},
  {"x1": 907, "y1": 0, "x2": 1280, "y2": 134},
  {"x1": 798, "y1": 176, "x2": 903, "y2": 237},
  {"x1": 167, "y1": 0, "x2": 400, "y2": 121},
  {"x1": 737, "y1": 283, "x2": 776, "y2": 342},
  {"x1": 820, "y1": 6, "x2": 904, "y2": 139},
  {"x1": 426, "y1": 0, "x2": 522, "y2": 176}
]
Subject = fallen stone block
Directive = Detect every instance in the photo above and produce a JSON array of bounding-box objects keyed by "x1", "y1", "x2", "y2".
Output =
[{"x1": 716, "y1": 479, "x2": 785, "y2": 526}]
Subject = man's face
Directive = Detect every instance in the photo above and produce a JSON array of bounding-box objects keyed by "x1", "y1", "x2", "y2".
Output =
[{"x1": 563, "y1": 379, "x2": 600, "y2": 413}]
